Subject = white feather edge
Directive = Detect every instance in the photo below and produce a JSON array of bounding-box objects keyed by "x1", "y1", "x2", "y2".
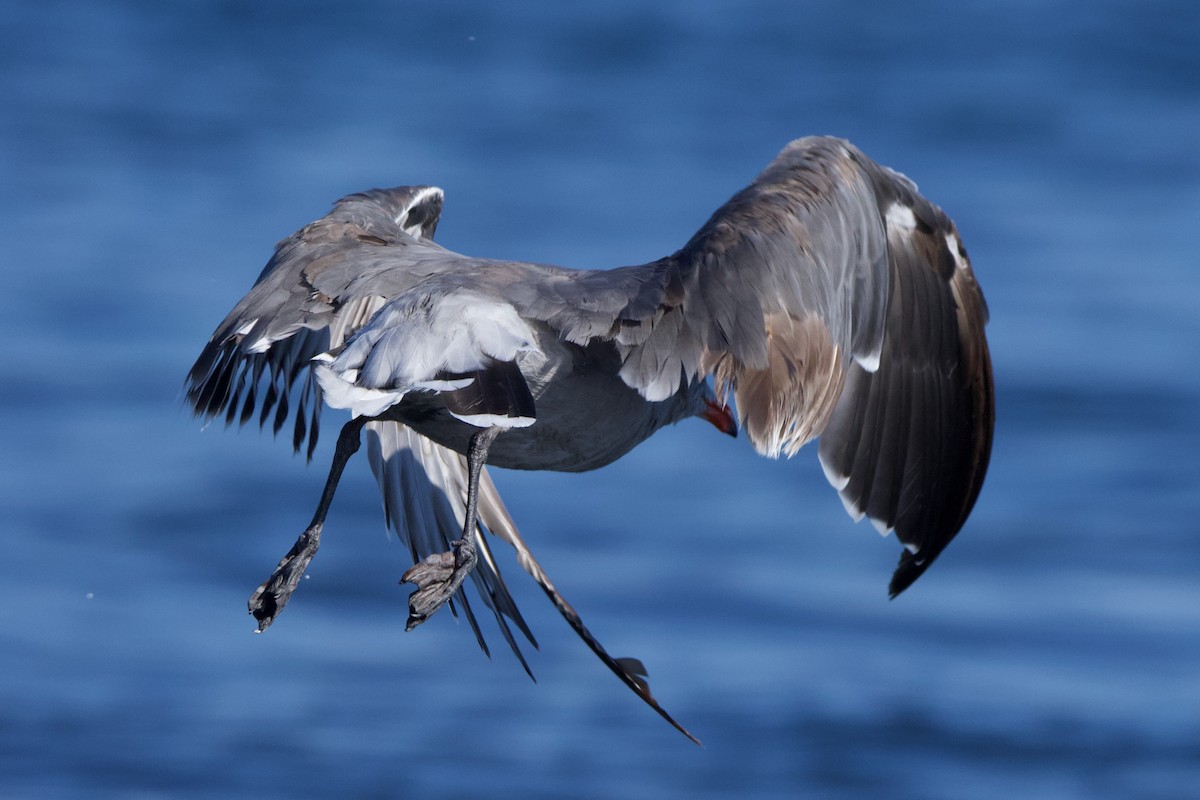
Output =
[
  {"x1": 818, "y1": 449, "x2": 897, "y2": 537},
  {"x1": 397, "y1": 186, "x2": 443, "y2": 238},
  {"x1": 449, "y1": 412, "x2": 537, "y2": 429}
]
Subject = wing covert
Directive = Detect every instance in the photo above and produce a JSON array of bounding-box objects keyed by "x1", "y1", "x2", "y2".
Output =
[{"x1": 598, "y1": 137, "x2": 894, "y2": 458}]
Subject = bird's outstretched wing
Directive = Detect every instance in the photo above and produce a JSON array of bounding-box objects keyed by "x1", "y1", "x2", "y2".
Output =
[
  {"x1": 185, "y1": 185, "x2": 447, "y2": 457},
  {"x1": 184, "y1": 185, "x2": 542, "y2": 657},
  {"x1": 816, "y1": 161, "x2": 993, "y2": 595},
  {"x1": 185, "y1": 185, "x2": 692, "y2": 730},
  {"x1": 501, "y1": 137, "x2": 993, "y2": 593}
]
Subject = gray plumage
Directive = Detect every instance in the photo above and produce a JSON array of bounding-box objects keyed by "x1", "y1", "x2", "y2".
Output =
[{"x1": 186, "y1": 136, "x2": 994, "y2": 742}]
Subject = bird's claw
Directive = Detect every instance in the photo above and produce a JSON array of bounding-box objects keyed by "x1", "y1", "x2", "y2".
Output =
[
  {"x1": 248, "y1": 525, "x2": 322, "y2": 633},
  {"x1": 402, "y1": 538, "x2": 477, "y2": 631}
]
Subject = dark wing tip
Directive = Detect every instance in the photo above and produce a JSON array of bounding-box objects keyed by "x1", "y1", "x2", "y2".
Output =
[
  {"x1": 888, "y1": 549, "x2": 933, "y2": 598},
  {"x1": 184, "y1": 328, "x2": 329, "y2": 456},
  {"x1": 337, "y1": 185, "x2": 445, "y2": 241}
]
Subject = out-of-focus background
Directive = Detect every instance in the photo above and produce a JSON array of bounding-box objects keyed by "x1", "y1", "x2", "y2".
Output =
[{"x1": 3, "y1": 1, "x2": 1198, "y2": 797}]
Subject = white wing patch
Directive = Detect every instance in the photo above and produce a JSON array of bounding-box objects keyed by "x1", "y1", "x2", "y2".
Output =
[
  {"x1": 884, "y1": 202, "x2": 917, "y2": 234},
  {"x1": 314, "y1": 289, "x2": 539, "y2": 420},
  {"x1": 853, "y1": 350, "x2": 881, "y2": 372},
  {"x1": 945, "y1": 232, "x2": 968, "y2": 272}
]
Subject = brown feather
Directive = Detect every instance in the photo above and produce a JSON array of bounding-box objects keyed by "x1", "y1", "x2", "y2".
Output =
[{"x1": 713, "y1": 313, "x2": 845, "y2": 458}]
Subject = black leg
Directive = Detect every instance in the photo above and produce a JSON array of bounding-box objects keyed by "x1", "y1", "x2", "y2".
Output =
[
  {"x1": 248, "y1": 416, "x2": 367, "y2": 632},
  {"x1": 402, "y1": 425, "x2": 501, "y2": 630}
]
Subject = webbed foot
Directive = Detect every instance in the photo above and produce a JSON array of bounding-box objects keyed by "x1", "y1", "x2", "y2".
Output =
[
  {"x1": 248, "y1": 524, "x2": 322, "y2": 632},
  {"x1": 401, "y1": 537, "x2": 478, "y2": 630}
]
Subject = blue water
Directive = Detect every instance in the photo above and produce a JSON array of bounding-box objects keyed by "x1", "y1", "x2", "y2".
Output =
[{"x1": 3, "y1": 1, "x2": 1198, "y2": 797}]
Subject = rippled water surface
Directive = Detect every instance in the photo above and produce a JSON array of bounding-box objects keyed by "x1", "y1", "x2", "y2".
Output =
[{"x1": 3, "y1": 1, "x2": 1198, "y2": 798}]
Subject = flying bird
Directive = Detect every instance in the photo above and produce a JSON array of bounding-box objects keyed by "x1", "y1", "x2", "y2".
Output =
[{"x1": 186, "y1": 136, "x2": 993, "y2": 743}]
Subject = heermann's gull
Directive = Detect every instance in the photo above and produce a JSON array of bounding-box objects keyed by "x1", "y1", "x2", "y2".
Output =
[{"x1": 186, "y1": 136, "x2": 994, "y2": 743}]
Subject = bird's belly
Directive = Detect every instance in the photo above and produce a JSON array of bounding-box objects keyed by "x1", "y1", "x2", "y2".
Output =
[
  {"x1": 401, "y1": 371, "x2": 667, "y2": 473},
  {"x1": 394, "y1": 328, "x2": 697, "y2": 472}
]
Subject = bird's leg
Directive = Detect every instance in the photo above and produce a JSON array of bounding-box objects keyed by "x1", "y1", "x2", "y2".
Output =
[
  {"x1": 402, "y1": 425, "x2": 501, "y2": 631},
  {"x1": 248, "y1": 416, "x2": 368, "y2": 633}
]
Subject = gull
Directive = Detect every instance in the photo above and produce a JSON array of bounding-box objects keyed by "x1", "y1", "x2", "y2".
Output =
[{"x1": 185, "y1": 136, "x2": 994, "y2": 743}]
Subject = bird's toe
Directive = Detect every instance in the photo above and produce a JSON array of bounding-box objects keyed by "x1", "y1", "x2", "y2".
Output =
[{"x1": 401, "y1": 541, "x2": 478, "y2": 630}]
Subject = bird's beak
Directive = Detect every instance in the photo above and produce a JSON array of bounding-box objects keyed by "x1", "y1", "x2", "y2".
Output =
[{"x1": 702, "y1": 399, "x2": 738, "y2": 438}]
